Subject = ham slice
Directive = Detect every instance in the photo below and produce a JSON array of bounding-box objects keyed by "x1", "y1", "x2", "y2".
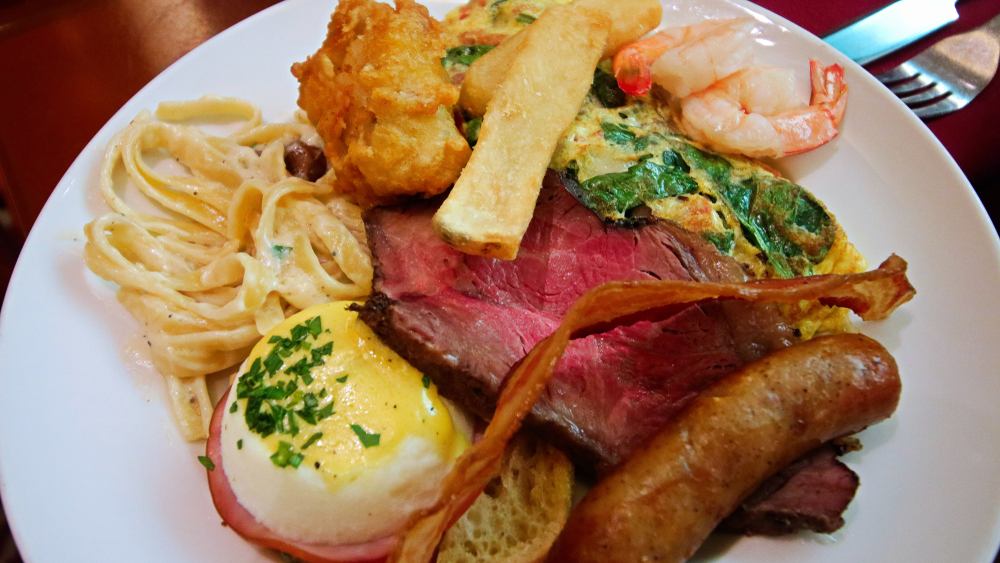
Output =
[{"x1": 204, "y1": 389, "x2": 397, "y2": 563}]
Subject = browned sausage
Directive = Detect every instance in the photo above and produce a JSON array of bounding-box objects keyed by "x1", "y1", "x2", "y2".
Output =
[{"x1": 547, "y1": 333, "x2": 901, "y2": 563}]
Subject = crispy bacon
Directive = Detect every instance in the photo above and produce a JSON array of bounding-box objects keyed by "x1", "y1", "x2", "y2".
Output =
[{"x1": 387, "y1": 255, "x2": 915, "y2": 563}]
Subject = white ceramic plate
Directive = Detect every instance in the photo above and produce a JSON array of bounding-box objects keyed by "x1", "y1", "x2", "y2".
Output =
[{"x1": 1, "y1": 0, "x2": 999, "y2": 561}]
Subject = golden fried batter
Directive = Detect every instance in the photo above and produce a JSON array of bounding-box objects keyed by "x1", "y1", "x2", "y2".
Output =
[{"x1": 292, "y1": 0, "x2": 471, "y2": 207}]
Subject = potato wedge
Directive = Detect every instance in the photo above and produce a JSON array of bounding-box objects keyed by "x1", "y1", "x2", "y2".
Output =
[
  {"x1": 580, "y1": 0, "x2": 663, "y2": 59},
  {"x1": 457, "y1": 31, "x2": 528, "y2": 118},
  {"x1": 459, "y1": 0, "x2": 661, "y2": 116},
  {"x1": 433, "y1": 6, "x2": 610, "y2": 259}
]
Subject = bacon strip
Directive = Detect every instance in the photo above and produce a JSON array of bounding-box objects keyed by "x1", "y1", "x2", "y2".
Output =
[{"x1": 387, "y1": 255, "x2": 915, "y2": 563}]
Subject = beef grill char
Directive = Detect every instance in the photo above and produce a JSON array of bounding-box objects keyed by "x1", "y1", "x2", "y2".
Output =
[
  {"x1": 356, "y1": 171, "x2": 860, "y2": 535},
  {"x1": 358, "y1": 171, "x2": 795, "y2": 471}
]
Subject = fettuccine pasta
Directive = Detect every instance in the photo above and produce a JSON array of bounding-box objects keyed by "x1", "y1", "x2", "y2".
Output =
[{"x1": 84, "y1": 95, "x2": 372, "y2": 440}]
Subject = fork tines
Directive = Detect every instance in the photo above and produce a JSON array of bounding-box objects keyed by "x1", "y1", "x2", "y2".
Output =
[
  {"x1": 875, "y1": 60, "x2": 975, "y2": 119},
  {"x1": 873, "y1": 13, "x2": 1000, "y2": 120}
]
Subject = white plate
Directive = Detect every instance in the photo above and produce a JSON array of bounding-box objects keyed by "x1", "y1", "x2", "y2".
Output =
[{"x1": 1, "y1": 0, "x2": 999, "y2": 561}]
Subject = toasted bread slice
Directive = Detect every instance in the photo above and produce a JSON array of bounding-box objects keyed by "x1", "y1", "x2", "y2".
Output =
[{"x1": 438, "y1": 431, "x2": 574, "y2": 563}]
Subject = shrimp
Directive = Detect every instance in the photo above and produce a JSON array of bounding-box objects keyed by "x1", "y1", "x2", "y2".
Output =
[
  {"x1": 612, "y1": 18, "x2": 754, "y2": 97},
  {"x1": 678, "y1": 60, "x2": 848, "y2": 159}
]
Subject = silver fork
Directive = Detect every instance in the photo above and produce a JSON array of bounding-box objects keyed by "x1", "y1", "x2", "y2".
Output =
[{"x1": 874, "y1": 12, "x2": 1000, "y2": 119}]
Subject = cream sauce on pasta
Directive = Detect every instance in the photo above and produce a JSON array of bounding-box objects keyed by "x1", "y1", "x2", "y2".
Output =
[{"x1": 84, "y1": 95, "x2": 372, "y2": 440}]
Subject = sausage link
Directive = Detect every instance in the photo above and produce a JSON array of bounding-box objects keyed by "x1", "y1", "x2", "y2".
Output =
[{"x1": 548, "y1": 333, "x2": 900, "y2": 563}]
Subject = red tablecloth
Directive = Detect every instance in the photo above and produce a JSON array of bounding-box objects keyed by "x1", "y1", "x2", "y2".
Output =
[{"x1": 754, "y1": 0, "x2": 1000, "y2": 224}]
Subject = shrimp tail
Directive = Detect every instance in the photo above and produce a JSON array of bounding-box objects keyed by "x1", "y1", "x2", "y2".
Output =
[
  {"x1": 775, "y1": 61, "x2": 848, "y2": 156},
  {"x1": 613, "y1": 50, "x2": 653, "y2": 96},
  {"x1": 810, "y1": 59, "x2": 848, "y2": 125},
  {"x1": 613, "y1": 31, "x2": 679, "y2": 96},
  {"x1": 773, "y1": 108, "x2": 840, "y2": 156},
  {"x1": 613, "y1": 47, "x2": 655, "y2": 96}
]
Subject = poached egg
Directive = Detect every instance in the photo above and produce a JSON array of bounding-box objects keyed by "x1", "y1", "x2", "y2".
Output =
[{"x1": 218, "y1": 301, "x2": 469, "y2": 545}]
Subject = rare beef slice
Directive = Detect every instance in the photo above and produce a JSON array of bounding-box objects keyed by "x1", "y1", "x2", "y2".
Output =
[{"x1": 358, "y1": 172, "x2": 796, "y2": 471}]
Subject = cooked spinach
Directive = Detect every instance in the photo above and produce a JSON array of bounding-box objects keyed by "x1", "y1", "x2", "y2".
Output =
[
  {"x1": 464, "y1": 117, "x2": 482, "y2": 147},
  {"x1": 682, "y1": 143, "x2": 733, "y2": 185},
  {"x1": 681, "y1": 146, "x2": 835, "y2": 277},
  {"x1": 591, "y1": 68, "x2": 627, "y2": 108},
  {"x1": 442, "y1": 45, "x2": 494, "y2": 68},
  {"x1": 573, "y1": 150, "x2": 698, "y2": 220},
  {"x1": 601, "y1": 121, "x2": 655, "y2": 152},
  {"x1": 752, "y1": 176, "x2": 837, "y2": 274},
  {"x1": 601, "y1": 122, "x2": 636, "y2": 145},
  {"x1": 702, "y1": 230, "x2": 735, "y2": 254}
]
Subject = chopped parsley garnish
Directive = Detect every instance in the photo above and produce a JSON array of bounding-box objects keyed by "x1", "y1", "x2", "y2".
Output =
[
  {"x1": 234, "y1": 315, "x2": 339, "y2": 469},
  {"x1": 303, "y1": 392, "x2": 319, "y2": 410},
  {"x1": 285, "y1": 408, "x2": 300, "y2": 436},
  {"x1": 336, "y1": 374, "x2": 349, "y2": 383},
  {"x1": 295, "y1": 392, "x2": 321, "y2": 425},
  {"x1": 317, "y1": 402, "x2": 335, "y2": 420},
  {"x1": 301, "y1": 432, "x2": 323, "y2": 450},
  {"x1": 268, "y1": 316, "x2": 324, "y2": 359},
  {"x1": 312, "y1": 342, "x2": 333, "y2": 361},
  {"x1": 197, "y1": 456, "x2": 216, "y2": 471},
  {"x1": 351, "y1": 424, "x2": 381, "y2": 448},
  {"x1": 422, "y1": 375, "x2": 431, "y2": 389},
  {"x1": 290, "y1": 323, "x2": 309, "y2": 344},
  {"x1": 273, "y1": 245, "x2": 293, "y2": 258},
  {"x1": 270, "y1": 441, "x2": 304, "y2": 468},
  {"x1": 263, "y1": 353, "x2": 283, "y2": 375},
  {"x1": 286, "y1": 357, "x2": 313, "y2": 378},
  {"x1": 237, "y1": 439, "x2": 243, "y2": 450},
  {"x1": 306, "y1": 316, "x2": 323, "y2": 338},
  {"x1": 229, "y1": 402, "x2": 238, "y2": 414}
]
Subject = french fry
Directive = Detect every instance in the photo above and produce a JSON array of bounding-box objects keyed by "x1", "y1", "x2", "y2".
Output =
[
  {"x1": 433, "y1": 6, "x2": 611, "y2": 260},
  {"x1": 580, "y1": 0, "x2": 663, "y2": 59},
  {"x1": 457, "y1": 32, "x2": 528, "y2": 117},
  {"x1": 459, "y1": 0, "x2": 662, "y2": 116}
]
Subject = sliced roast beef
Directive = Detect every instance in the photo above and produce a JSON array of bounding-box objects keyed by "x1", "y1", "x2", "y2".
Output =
[
  {"x1": 719, "y1": 443, "x2": 861, "y2": 535},
  {"x1": 357, "y1": 171, "x2": 796, "y2": 472}
]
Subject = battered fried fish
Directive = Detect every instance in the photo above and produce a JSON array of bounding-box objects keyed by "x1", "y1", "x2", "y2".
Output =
[{"x1": 292, "y1": 0, "x2": 471, "y2": 207}]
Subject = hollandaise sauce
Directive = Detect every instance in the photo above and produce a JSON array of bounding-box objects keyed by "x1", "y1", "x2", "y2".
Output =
[{"x1": 220, "y1": 301, "x2": 469, "y2": 544}]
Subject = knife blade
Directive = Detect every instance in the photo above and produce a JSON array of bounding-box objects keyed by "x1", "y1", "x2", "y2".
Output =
[{"x1": 823, "y1": 0, "x2": 959, "y2": 65}]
